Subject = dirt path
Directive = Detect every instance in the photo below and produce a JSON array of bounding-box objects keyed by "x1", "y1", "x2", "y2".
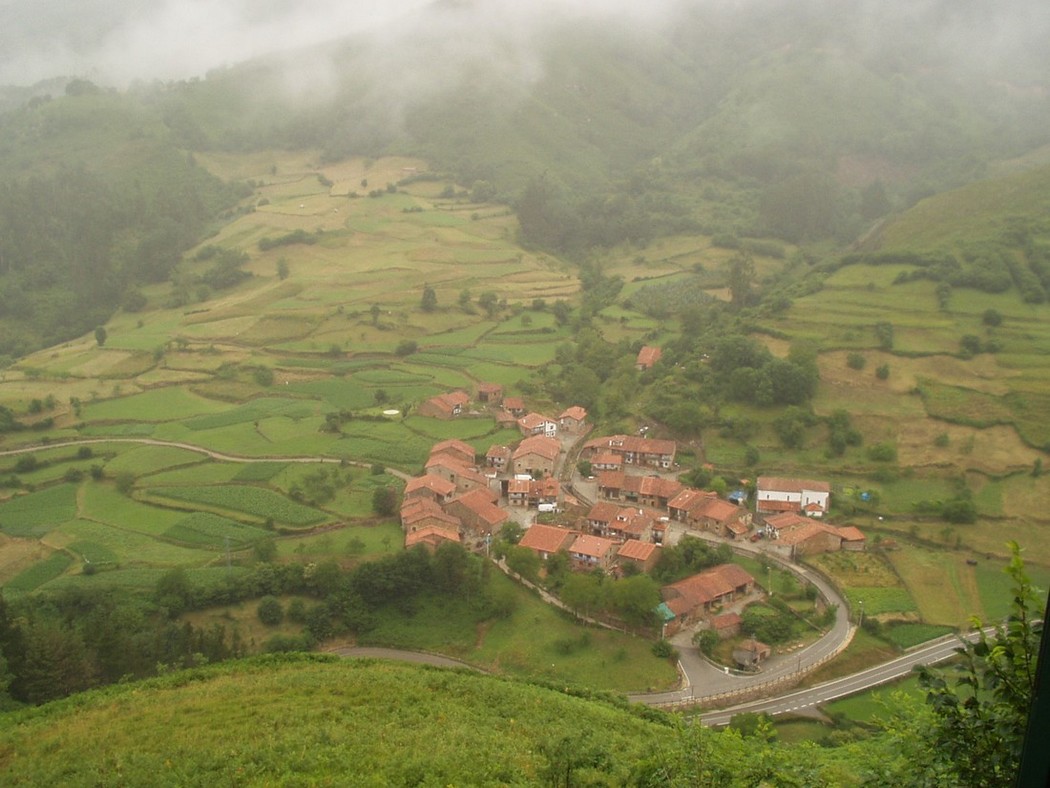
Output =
[{"x1": 0, "y1": 437, "x2": 413, "y2": 481}]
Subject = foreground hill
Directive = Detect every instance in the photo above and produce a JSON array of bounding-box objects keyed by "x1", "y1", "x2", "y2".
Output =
[{"x1": 0, "y1": 653, "x2": 924, "y2": 786}]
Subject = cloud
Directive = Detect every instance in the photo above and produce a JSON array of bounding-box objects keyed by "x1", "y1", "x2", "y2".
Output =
[{"x1": 0, "y1": 0, "x2": 681, "y2": 87}]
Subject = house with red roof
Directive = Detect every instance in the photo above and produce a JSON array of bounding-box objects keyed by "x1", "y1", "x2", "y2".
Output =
[
  {"x1": 400, "y1": 497, "x2": 460, "y2": 533},
  {"x1": 486, "y1": 444, "x2": 511, "y2": 472},
  {"x1": 518, "y1": 524, "x2": 578, "y2": 561},
  {"x1": 591, "y1": 452, "x2": 622, "y2": 472},
  {"x1": 616, "y1": 539, "x2": 661, "y2": 573},
  {"x1": 405, "y1": 525, "x2": 462, "y2": 552},
  {"x1": 476, "y1": 382, "x2": 503, "y2": 404},
  {"x1": 583, "y1": 434, "x2": 677, "y2": 469},
  {"x1": 517, "y1": 412, "x2": 558, "y2": 438},
  {"x1": 661, "y1": 564, "x2": 756, "y2": 630},
  {"x1": 709, "y1": 611, "x2": 743, "y2": 639},
  {"x1": 512, "y1": 435, "x2": 560, "y2": 477},
  {"x1": 445, "y1": 488, "x2": 508, "y2": 543},
  {"x1": 597, "y1": 472, "x2": 682, "y2": 508},
  {"x1": 403, "y1": 475, "x2": 456, "y2": 505},
  {"x1": 756, "y1": 476, "x2": 831, "y2": 518},
  {"x1": 428, "y1": 439, "x2": 476, "y2": 467},
  {"x1": 636, "y1": 345, "x2": 662, "y2": 371},
  {"x1": 568, "y1": 534, "x2": 618, "y2": 572},
  {"x1": 416, "y1": 390, "x2": 471, "y2": 420},
  {"x1": 837, "y1": 525, "x2": 867, "y2": 552},
  {"x1": 502, "y1": 397, "x2": 527, "y2": 417},
  {"x1": 425, "y1": 455, "x2": 489, "y2": 494},
  {"x1": 558, "y1": 406, "x2": 588, "y2": 434}
]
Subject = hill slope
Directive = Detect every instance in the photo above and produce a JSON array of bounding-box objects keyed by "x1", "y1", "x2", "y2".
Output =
[{"x1": 0, "y1": 653, "x2": 920, "y2": 785}]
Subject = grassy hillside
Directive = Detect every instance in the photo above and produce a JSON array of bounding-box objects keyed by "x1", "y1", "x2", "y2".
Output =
[{"x1": 0, "y1": 653, "x2": 930, "y2": 786}]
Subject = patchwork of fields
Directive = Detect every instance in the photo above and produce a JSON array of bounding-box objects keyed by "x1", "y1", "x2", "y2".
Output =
[{"x1": 0, "y1": 152, "x2": 1048, "y2": 670}]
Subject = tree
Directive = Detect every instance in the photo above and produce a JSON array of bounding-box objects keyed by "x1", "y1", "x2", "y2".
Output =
[
  {"x1": 94, "y1": 326, "x2": 107, "y2": 347},
  {"x1": 916, "y1": 543, "x2": 1041, "y2": 786},
  {"x1": 726, "y1": 251, "x2": 756, "y2": 310},
  {"x1": 420, "y1": 283, "x2": 437, "y2": 312},
  {"x1": 372, "y1": 485, "x2": 399, "y2": 517},
  {"x1": 477, "y1": 291, "x2": 499, "y2": 317},
  {"x1": 370, "y1": 303, "x2": 381, "y2": 326},
  {"x1": 276, "y1": 258, "x2": 289, "y2": 280},
  {"x1": 253, "y1": 537, "x2": 277, "y2": 563},
  {"x1": 257, "y1": 596, "x2": 284, "y2": 626},
  {"x1": 982, "y1": 308, "x2": 1003, "y2": 327}
]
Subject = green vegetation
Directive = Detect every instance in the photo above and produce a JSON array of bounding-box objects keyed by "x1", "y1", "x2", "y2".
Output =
[{"x1": 145, "y1": 485, "x2": 329, "y2": 527}]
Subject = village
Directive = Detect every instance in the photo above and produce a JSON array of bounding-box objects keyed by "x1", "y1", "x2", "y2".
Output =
[{"x1": 402, "y1": 349, "x2": 867, "y2": 670}]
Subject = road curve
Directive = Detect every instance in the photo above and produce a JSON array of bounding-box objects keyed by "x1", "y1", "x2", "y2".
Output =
[{"x1": 698, "y1": 627, "x2": 989, "y2": 726}]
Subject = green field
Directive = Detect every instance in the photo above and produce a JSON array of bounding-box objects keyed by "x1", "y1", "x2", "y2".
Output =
[
  {"x1": 146, "y1": 485, "x2": 329, "y2": 527},
  {"x1": 0, "y1": 485, "x2": 79, "y2": 538}
]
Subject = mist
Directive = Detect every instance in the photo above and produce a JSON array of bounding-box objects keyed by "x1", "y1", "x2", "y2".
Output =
[{"x1": 0, "y1": 0, "x2": 680, "y2": 88}]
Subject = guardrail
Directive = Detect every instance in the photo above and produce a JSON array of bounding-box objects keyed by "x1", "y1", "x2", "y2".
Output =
[{"x1": 654, "y1": 624, "x2": 857, "y2": 712}]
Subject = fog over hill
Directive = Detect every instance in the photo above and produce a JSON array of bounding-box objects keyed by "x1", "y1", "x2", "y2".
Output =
[{"x1": 2, "y1": 0, "x2": 1048, "y2": 92}]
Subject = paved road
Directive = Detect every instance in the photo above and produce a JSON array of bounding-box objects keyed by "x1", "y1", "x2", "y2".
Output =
[
  {"x1": 629, "y1": 524, "x2": 854, "y2": 706},
  {"x1": 698, "y1": 628, "x2": 988, "y2": 726}
]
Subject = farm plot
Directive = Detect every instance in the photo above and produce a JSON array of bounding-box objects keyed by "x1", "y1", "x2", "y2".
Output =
[
  {"x1": 142, "y1": 462, "x2": 244, "y2": 487},
  {"x1": 232, "y1": 462, "x2": 288, "y2": 482},
  {"x1": 5, "y1": 551, "x2": 74, "y2": 593},
  {"x1": 182, "y1": 398, "x2": 318, "y2": 431},
  {"x1": 843, "y1": 587, "x2": 918, "y2": 617},
  {"x1": 145, "y1": 485, "x2": 329, "y2": 528},
  {"x1": 809, "y1": 550, "x2": 901, "y2": 588},
  {"x1": 79, "y1": 485, "x2": 185, "y2": 536},
  {"x1": 0, "y1": 484, "x2": 79, "y2": 538},
  {"x1": 163, "y1": 513, "x2": 271, "y2": 548},
  {"x1": 104, "y1": 445, "x2": 210, "y2": 476},
  {"x1": 52, "y1": 519, "x2": 215, "y2": 566},
  {"x1": 81, "y1": 388, "x2": 228, "y2": 423},
  {"x1": 885, "y1": 546, "x2": 984, "y2": 625}
]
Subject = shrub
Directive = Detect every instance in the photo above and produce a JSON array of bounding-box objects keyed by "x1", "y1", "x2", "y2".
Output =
[
  {"x1": 651, "y1": 639, "x2": 679, "y2": 660},
  {"x1": 257, "y1": 595, "x2": 284, "y2": 626},
  {"x1": 846, "y1": 352, "x2": 866, "y2": 370},
  {"x1": 875, "y1": 364, "x2": 890, "y2": 380}
]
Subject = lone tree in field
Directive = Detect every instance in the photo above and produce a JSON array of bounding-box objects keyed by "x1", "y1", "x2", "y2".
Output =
[
  {"x1": 372, "y1": 485, "x2": 399, "y2": 517},
  {"x1": 421, "y1": 283, "x2": 437, "y2": 312},
  {"x1": 94, "y1": 326, "x2": 107, "y2": 347}
]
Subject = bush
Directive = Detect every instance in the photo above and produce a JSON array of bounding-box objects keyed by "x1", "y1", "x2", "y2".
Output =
[
  {"x1": 651, "y1": 639, "x2": 679, "y2": 660},
  {"x1": 846, "y1": 352, "x2": 866, "y2": 370},
  {"x1": 395, "y1": 340, "x2": 418, "y2": 356},
  {"x1": 257, "y1": 595, "x2": 284, "y2": 626},
  {"x1": 875, "y1": 364, "x2": 890, "y2": 380}
]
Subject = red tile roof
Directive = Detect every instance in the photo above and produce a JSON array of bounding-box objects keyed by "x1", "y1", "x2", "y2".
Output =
[
  {"x1": 519, "y1": 524, "x2": 577, "y2": 555},
  {"x1": 570, "y1": 534, "x2": 617, "y2": 559},
  {"x1": 513, "y1": 435, "x2": 560, "y2": 462},
  {"x1": 617, "y1": 539, "x2": 658, "y2": 562},
  {"x1": 636, "y1": 345, "x2": 662, "y2": 368},
  {"x1": 429, "y1": 439, "x2": 475, "y2": 463},
  {"x1": 757, "y1": 476, "x2": 830, "y2": 494},
  {"x1": 405, "y1": 526, "x2": 461, "y2": 549},
  {"x1": 404, "y1": 475, "x2": 456, "y2": 497},
  {"x1": 836, "y1": 525, "x2": 866, "y2": 542},
  {"x1": 560, "y1": 406, "x2": 588, "y2": 421},
  {"x1": 585, "y1": 434, "x2": 676, "y2": 458}
]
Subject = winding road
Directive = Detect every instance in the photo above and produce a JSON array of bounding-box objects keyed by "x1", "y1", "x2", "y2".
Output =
[{"x1": 0, "y1": 435, "x2": 967, "y2": 721}]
